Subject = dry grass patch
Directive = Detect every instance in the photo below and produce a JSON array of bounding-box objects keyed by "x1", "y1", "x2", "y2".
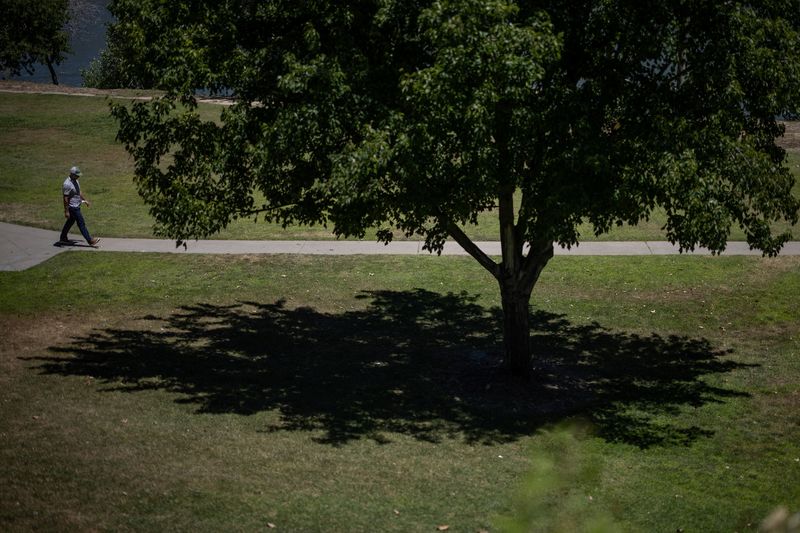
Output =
[
  {"x1": 0, "y1": 315, "x2": 91, "y2": 370},
  {"x1": 0, "y1": 126, "x2": 68, "y2": 146}
]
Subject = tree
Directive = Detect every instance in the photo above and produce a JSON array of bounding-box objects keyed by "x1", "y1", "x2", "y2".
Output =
[
  {"x1": 81, "y1": 11, "x2": 155, "y2": 89},
  {"x1": 110, "y1": 0, "x2": 800, "y2": 377},
  {"x1": 0, "y1": 0, "x2": 71, "y2": 85},
  {"x1": 81, "y1": 23, "x2": 147, "y2": 89}
]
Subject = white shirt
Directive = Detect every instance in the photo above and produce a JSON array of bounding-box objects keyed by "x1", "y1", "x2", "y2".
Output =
[{"x1": 63, "y1": 177, "x2": 82, "y2": 208}]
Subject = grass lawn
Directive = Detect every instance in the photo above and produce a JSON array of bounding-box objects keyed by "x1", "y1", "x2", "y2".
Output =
[
  {"x1": 2, "y1": 91, "x2": 798, "y2": 242},
  {"x1": 1, "y1": 252, "x2": 798, "y2": 531}
]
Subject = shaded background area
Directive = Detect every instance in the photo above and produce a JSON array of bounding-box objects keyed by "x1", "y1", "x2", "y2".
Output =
[
  {"x1": 8, "y1": 0, "x2": 112, "y2": 87},
  {"x1": 34, "y1": 290, "x2": 750, "y2": 447}
]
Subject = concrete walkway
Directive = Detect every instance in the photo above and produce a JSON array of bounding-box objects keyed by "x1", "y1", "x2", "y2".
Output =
[{"x1": 2, "y1": 221, "x2": 799, "y2": 271}]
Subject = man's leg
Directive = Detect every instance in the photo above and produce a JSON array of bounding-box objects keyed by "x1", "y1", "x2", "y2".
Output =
[
  {"x1": 60, "y1": 213, "x2": 75, "y2": 241},
  {"x1": 69, "y1": 207, "x2": 93, "y2": 243}
]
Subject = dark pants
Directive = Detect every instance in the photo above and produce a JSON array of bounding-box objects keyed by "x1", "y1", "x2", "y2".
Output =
[{"x1": 61, "y1": 206, "x2": 93, "y2": 243}]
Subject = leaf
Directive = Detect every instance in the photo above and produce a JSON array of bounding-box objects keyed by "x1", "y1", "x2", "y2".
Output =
[{"x1": 437, "y1": 526, "x2": 450, "y2": 531}]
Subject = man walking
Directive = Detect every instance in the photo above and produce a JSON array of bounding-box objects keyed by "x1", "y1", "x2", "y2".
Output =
[{"x1": 60, "y1": 166, "x2": 100, "y2": 246}]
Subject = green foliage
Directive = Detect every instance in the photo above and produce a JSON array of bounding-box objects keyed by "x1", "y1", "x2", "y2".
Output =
[
  {"x1": 497, "y1": 424, "x2": 620, "y2": 533},
  {"x1": 81, "y1": 14, "x2": 153, "y2": 89},
  {"x1": 80, "y1": 44, "x2": 128, "y2": 89},
  {"x1": 0, "y1": 0, "x2": 71, "y2": 85},
  {"x1": 106, "y1": 0, "x2": 800, "y2": 372},
  {"x1": 2, "y1": 90, "x2": 798, "y2": 241},
  {"x1": 109, "y1": 0, "x2": 800, "y2": 255}
]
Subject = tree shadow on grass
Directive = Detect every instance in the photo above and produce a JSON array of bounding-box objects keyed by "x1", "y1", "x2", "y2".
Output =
[{"x1": 30, "y1": 289, "x2": 751, "y2": 447}]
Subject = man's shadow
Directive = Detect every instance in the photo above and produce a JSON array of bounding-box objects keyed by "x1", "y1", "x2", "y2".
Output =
[
  {"x1": 53, "y1": 239, "x2": 92, "y2": 248},
  {"x1": 30, "y1": 289, "x2": 751, "y2": 447}
]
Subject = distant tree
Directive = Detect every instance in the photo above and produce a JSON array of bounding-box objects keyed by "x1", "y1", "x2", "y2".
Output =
[
  {"x1": 82, "y1": 14, "x2": 153, "y2": 89},
  {"x1": 0, "y1": 0, "x2": 70, "y2": 85},
  {"x1": 110, "y1": 0, "x2": 800, "y2": 377}
]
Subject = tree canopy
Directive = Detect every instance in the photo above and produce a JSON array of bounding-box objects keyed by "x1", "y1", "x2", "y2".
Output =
[
  {"x1": 0, "y1": 0, "x2": 71, "y2": 85},
  {"x1": 81, "y1": 8, "x2": 153, "y2": 89},
  {"x1": 110, "y1": 0, "x2": 800, "y2": 375}
]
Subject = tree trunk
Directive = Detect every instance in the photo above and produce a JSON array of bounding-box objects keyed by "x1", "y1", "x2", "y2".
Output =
[
  {"x1": 445, "y1": 207, "x2": 553, "y2": 379},
  {"x1": 46, "y1": 58, "x2": 59, "y2": 85},
  {"x1": 500, "y1": 283, "x2": 532, "y2": 377}
]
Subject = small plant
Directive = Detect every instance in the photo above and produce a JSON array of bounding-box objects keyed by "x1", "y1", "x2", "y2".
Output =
[{"x1": 496, "y1": 422, "x2": 621, "y2": 533}]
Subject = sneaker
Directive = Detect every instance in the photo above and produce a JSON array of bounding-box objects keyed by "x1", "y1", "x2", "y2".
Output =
[
  {"x1": 59, "y1": 237, "x2": 70, "y2": 243},
  {"x1": 89, "y1": 238, "x2": 101, "y2": 247}
]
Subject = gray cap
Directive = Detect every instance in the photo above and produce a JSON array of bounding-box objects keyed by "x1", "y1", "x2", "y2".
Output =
[{"x1": 69, "y1": 166, "x2": 82, "y2": 176}]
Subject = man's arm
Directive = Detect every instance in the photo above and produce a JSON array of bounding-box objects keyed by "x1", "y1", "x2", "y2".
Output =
[
  {"x1": 63, "y1": 195, "x2": 70, "y2": 218},
  {"x1": 79, "y1": 192, "x2": 90, "y2": 207}
]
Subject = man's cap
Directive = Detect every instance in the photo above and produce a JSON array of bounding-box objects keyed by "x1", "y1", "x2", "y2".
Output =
[{"x1": 69, "y1": 166, "x2": 82, "y2": 176}]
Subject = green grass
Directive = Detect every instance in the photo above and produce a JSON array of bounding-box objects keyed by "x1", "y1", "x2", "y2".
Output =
[
  {"x1": 1, "y1": 252, "x2": 798, "y2": 531},
  {"x1": 1, "y1": 91, "x2": 797, "y2": 242},
  {"x1": 0, "y1": 92, "x2": 229, "y2": 239}
]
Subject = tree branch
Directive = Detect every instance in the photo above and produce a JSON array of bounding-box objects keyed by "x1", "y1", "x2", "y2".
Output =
[
  {"x1": 447, "y1": 223, "x2": 500, "y2": 280},
  {"x1": 237, "y1": 203, "x2": 298, "y2": 218},
  {"x1": 520, "y1": 239, "x2": 554, "y2": 293},
  {"x1": 498, "y1": 187, "x2": 520, "y2": 278}
]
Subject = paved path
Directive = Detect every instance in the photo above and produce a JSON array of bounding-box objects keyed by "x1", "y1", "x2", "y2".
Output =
[{"x1": 2, "y1": 221, "x2": 799, "y2": 271}]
